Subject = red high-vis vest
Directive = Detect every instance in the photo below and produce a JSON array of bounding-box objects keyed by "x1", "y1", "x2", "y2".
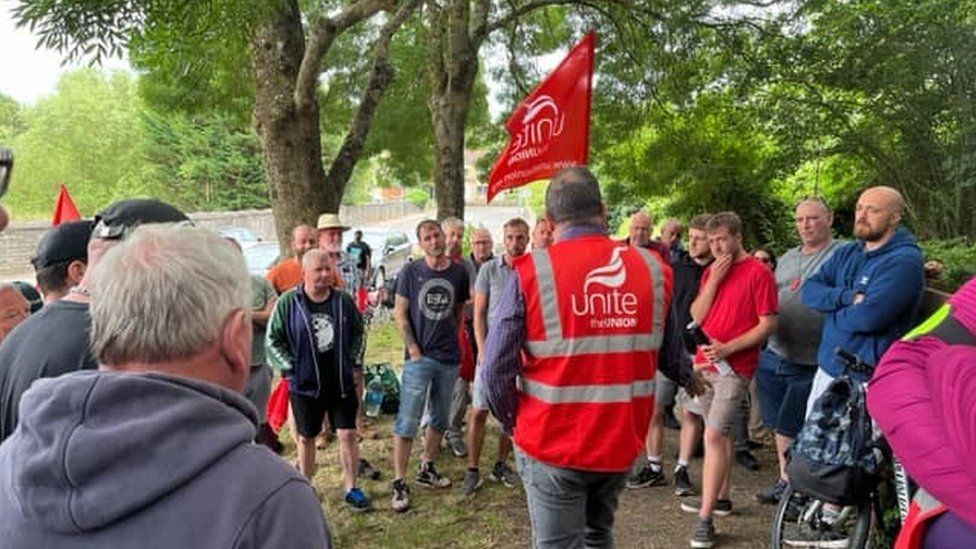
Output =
[
  {"x1": 513, "y1": 235, "x2": 672, "y2": 472},
  {"x1": 895, "y1": 488, "x2": 948, "y2": 549}
]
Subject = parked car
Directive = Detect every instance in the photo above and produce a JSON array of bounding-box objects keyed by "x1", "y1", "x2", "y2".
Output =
[
  {"x1": 219, "y1": 227, "x2": 262, "y2": 249},
  {"x1": 243, "y1": 242, "x2": 281, "y2": 277},
  {"x1": 355, "y1": 228, "x2": 413, "y2": 289}
]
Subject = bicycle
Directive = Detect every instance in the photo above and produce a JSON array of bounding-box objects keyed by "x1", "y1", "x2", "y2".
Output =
[{"x1": 770, "y1": 348, "x2": 909, "y2": 548}]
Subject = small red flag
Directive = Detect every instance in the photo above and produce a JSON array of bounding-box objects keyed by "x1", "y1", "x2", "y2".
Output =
[
  {"x1": 51, "y1": 184, "x2": 81, "y2": 226},
  {"x1": 487, "y1": 32, "x2": 595, "y2": 202}
]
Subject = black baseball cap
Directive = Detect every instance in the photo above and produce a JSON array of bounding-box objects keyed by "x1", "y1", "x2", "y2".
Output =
[
  {"x1": 92, "y1": 199, "x2": 191, "y2": 240},
  {"x1": 31, "y1": 219, "x2": 94, "y2": 270},
  {"x1": 11, "y1": 281, "x2": 42, "y2": 314}
]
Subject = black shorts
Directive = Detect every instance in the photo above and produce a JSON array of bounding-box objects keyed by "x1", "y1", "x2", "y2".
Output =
[{"x1": 290, "y1": 387, "x2": 358, "y2": 437}]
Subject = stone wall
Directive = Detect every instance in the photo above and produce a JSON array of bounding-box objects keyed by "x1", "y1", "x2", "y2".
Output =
[{"x1": 0, "y1": 200, "x2": 421, "y2": 277}]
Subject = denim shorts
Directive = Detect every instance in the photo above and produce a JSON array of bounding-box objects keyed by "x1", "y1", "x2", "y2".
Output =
[
  {"x1": 394, "y1": 356, "x2": 459, "y2": 439},
  {"x1": 755, "y1": 348, "x2": 816, "y2": 438}
]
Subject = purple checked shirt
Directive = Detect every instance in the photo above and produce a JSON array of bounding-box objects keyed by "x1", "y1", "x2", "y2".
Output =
[{"x1": 480, "y1": 223, "x2": 607, "y2": 434}]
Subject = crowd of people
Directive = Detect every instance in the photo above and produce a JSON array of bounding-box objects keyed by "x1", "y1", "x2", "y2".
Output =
[{"x1": 0, "y1": 165, "x2": 971, "y2": 549}]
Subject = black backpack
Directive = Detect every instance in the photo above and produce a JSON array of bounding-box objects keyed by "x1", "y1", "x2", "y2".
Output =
[{"x1": 787, "y1": 375, "x2": 880, "y2": 505}]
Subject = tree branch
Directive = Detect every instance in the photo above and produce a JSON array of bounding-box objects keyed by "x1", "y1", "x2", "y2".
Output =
[
  {"x1": 295, "y1": 0, "x2": 395, "y2": 110},
  {"x1": 476, "y1": 0, "x2": 579, "y2": 43},
  {"x1": 323, "y1": 0, "x2": 422, "y2": 201}
]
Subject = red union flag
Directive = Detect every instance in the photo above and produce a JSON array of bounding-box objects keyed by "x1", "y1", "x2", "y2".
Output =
[
  {"x1": 52, "y1": 184, "x2": 81, "y2": 226},
  {"x1": 486, "y1": 32, "x2": 595, "y2": 202}
]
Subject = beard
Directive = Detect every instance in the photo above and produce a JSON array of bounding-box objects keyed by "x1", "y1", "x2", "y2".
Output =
[{"x1": 854, "y1": 222, "x2": 886, "y2": 242}]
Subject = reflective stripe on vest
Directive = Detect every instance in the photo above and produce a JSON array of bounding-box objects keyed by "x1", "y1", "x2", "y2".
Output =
[
  {"x1": 521, "y1": 377, "x2": 656, "y2": 404},
  {"x1": 894, "y1": 488, "x2": 948, "y2": 549},
  {"x1": 526, "y1": 245, "x2": 666, "y2": 358}
]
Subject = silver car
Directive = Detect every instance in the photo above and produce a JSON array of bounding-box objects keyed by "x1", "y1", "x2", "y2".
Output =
[{"x1": 354, "y1": 228, "x2": 413, "y2": 289}]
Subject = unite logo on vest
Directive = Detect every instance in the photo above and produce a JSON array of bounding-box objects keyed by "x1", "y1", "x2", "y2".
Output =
[{"x1": 570, "y1": 246, "x2": 639, "y2": 329}]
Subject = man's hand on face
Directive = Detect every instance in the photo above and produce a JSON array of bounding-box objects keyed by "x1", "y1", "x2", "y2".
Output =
[{"x1": 708, "y1": 253, "x2": 734, "y2": 286}]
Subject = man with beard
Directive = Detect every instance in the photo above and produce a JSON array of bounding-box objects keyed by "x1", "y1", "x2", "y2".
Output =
[
  {"x1": 787, "y1": 187, "x2": 924, "y2": 548},
  {"x1": 461, "y1": 218, "x2": 529, "y2": 496},
  {"x1": 390, "y1": 220, "x2": 469, "y2": 512},
  {"x1": 802, "y1": 187, "x2": 924, "y2": 403},
  {"x1": 267, "y1": 224, "x2": 318, "y2": 293}
]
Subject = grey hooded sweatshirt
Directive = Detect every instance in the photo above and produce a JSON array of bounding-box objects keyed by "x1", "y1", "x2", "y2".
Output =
[{"x1": 0, "y1": 370, "x2": 331, "y2": 548}]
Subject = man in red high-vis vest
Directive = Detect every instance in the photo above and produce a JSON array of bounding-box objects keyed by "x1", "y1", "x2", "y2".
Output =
[{"x1": 481, "y1": 167, "x2": 672, "y2": 548}]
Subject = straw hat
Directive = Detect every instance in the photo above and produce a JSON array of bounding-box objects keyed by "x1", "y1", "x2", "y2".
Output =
[{"x1": 316, "y1": 213, "x2": 350, "y2": 231}]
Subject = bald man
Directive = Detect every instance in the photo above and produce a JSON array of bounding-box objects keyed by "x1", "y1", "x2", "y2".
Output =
[
  {"x1": 800, "y1": 186, "x2": 924, "y2": 412},
  {"x1": 660, "y1": 219, "x2": 683, "y2": 255},
  {"x1": 624, "y1": 211, "x2": 671, "y2": 262}
]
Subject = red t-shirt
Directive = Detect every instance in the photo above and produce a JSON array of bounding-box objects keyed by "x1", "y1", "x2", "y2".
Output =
[{"x1": 693, "y1": 256, "x2": 778, "y2": 377}]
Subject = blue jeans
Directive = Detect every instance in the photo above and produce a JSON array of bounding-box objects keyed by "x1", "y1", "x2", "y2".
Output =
[
  {"x1": 756, "y1": 348, "x2": 815, "y2": 438},
  {"x1": 394, "y1": 357, "x2": 458, "y2": 439},
  {"x1": 515, "y1": 449, "x2": 626, "y2": 549}
]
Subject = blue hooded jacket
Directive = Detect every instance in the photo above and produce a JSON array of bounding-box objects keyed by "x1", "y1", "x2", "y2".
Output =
[{"x1": 801, "y1": 228, "x2": 924, "y2": 380}]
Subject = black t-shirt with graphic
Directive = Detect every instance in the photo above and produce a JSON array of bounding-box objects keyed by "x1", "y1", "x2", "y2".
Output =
[
  {"x1": 395, "y1": 259, "x2": 469, "y2": 365},
  {"x1": 346, "y1": 241, "x2": 372, "y2": 271},
  {"x1": 306, "y1": 296, "x2": 341, "y2": 390}
]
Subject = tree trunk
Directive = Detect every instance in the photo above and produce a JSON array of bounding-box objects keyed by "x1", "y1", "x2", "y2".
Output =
[
  {"x1": 430, "y1": 92, "x2": 471, "y2": 220},
  {"x1": 250, "y1": 0, "x2": 336, "y2": 249}
]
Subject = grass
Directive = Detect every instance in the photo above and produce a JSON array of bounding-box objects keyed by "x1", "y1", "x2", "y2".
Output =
[{"x1": 280, "y1": 319, "x2": 530, "y2": 548}]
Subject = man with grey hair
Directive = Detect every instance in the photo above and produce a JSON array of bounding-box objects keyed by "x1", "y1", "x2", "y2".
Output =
[
  {"x1": 660, "y1": 218, "x2": 684, "y2": 256},
  {"x1": 482, "y1": 166, "x2": 673, "y2": 547},
  {"x1": 0, "y1": 224, "x2": 332, "y2": 547},
  {"x1": 0, "y1": 198, "x2": 189, "y2": 443}
]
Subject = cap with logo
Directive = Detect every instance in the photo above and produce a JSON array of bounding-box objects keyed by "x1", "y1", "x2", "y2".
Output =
[
  {"x1": 92, "y1": 199, "x2": 191, "y2": 240},
  {"x1": 316, "y1": 213, "x2": 350, "y2": 232},
  {"x1": 31, "y1": 219, "x2": 95, "y2": 270}
]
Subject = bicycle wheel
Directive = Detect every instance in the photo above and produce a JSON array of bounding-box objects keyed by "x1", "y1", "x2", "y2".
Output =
[{"x1": 771, "y1": 482, "x2": 872, "y2": 548}]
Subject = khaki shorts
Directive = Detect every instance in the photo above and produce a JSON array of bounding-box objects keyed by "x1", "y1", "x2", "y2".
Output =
[{"x1": 678, "y1": 371, "x2": 749, "y2": 436}]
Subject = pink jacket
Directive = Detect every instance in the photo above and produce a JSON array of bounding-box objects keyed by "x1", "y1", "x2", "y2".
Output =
[{"x1": 867, "y1": 277, "x2": 976, "y2": 527}]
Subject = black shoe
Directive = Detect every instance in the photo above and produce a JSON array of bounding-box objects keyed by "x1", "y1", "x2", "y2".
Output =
[
  {"x1": 674, "y1": 466, "x2": 696, "y2": 497},
  {"x1": 626, "y1": 463, "x2": 667, "y2": 489},
  {"x1": 663, "y1": 410, "x2": 681, "y2": 430},
  {"x1": 735, "y1": 450, "x2": 760, "y2": 471},
  {"x1": 690, "y1": 516, "x2": 716, "y2": 548},
  {"x1": 755, "y1": 478, "x2": 787, "y2": 505},
  {"x1": 680, "y1": 498, "x2": 732, "y2": 517}
]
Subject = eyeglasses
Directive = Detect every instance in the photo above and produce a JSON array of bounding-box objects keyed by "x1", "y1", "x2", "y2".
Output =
[{"x1": 756, "y1": 255, "x2": 773, "y2": 264}]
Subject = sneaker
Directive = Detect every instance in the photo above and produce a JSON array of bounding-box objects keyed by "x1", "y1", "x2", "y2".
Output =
[
  {"x1": 735, "y1": 449, "x2": 760, "y2": 471},
  {"x1": 391, "y1": 478, "x2": 410, "y2": 512},
  {"x1": 626, "y1": 463, "x2": 667, "y2": 489},
  {"x1": 357, "y1": 458, "x2": 381, "y2": 481},
  {"x1": 489, "y1": 461, "x2": 520, "y2": 488},
  {"x1": 416, "y1": 461, "x2": 452, "y2": 488},
  {"x1": 680, "y1": 498, "x2": 732, "y2": 517},
  {"x1": 783, "y1": 524, "x2": 849, "y2": 548},
  {"x1": 344, "y1": 487, "x2": 373, "y2": 513},
  {"x1": 446, "y1": 436, "x2": 468, "y2": 458},
  {"x1": 755, "y1": 478, "x2": 787, "y2": 505},
  {"x1": 674, "y1": 466, "x2": 696, "y2": 497},
  {"x1": 689, "y1": 516, "x2": 716, "y2": 548},
  {"x1": 460, "y1": 468, "x2": 482, "y2": 496}
]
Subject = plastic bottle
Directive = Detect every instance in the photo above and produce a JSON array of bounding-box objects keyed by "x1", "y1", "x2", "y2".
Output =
[{"x1": 364, "y1": 378, "x2": 384, "y2": 417}]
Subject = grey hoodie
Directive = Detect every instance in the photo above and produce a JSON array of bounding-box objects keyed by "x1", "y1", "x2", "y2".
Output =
[{"x1": 0, "y1": 370, "x2": 331, "y2": 548}]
